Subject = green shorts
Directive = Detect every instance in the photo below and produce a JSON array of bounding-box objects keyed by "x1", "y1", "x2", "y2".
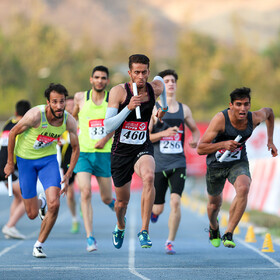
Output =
[
  {"x1": 74, "y1": 152, "x2": 111, "y2": 177},
  {"x1": 206, "y1": 161, "x2": 251, "y2": 196}
]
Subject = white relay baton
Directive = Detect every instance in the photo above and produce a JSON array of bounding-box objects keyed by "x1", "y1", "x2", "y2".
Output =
[
  {"x1": 132, "y1": 83, "x2": 141, "y2": 119},
  {"x1": 8, "y1": 174, "x2": 13, "y2": 197},
  {"x1": 218, "y1": 135, "x2": 242, "y2": 162}
]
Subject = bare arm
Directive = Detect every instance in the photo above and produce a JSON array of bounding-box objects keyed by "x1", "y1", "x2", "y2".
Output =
[
  {"x1": 183, "y1": 104, "x2": 200, "y2": 148},
  {"x1": 197, "y1": 112, "x2": 241, "y2": 155},
  {"x1": 94, "y1": 131, "x2": 114, "y2": 149},
  {"x1": 60, "y1": 114, "x2": 80, "y2": 195},
  {"x1": 4, "y1": 107, "x2": 41, "y2": 177},
  {"x1": 252, "y1": 108, "x2": 278, "y2": 157},
  {"x1": 72, "y1": 91, "x2": 84, "y2": 120},
  {"x1": 150, "y1": 79, "x2": 166, "y2": 122}
]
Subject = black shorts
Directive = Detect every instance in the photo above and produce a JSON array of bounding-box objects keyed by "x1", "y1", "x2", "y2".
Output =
[
  {"x1": 111, "y1": 145, "x2": 154, "y2": 187},
  {"x1": 154, "y1": 167, "x2": 186, "y2": 204}
]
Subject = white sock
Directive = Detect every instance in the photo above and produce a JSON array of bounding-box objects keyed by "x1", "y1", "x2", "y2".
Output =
[
  {"x1": 72, "y1": 216, "x2": 78, "y2": 223},
  {"x1": 34, "y1": 240, "x2": 43, "y2": 248},
  {"x1": 166, "y1": 240, "x2": 174, "y2": 245}
]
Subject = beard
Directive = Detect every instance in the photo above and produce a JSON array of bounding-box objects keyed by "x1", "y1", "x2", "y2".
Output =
[
  {"x1": 50, "y1": 106, "x2": 64, "y2": 119},
  {"x1": 93, "y1": 85, "x2": 106, "y2": 93}
]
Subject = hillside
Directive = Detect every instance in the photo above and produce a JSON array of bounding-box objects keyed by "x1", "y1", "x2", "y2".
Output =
[{"x1": 0, "y1": 0, "x2": 280, "y2": 56}]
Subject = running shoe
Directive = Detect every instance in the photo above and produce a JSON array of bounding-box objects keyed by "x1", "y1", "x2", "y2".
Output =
[
  {"x1": 38, "y1": 192, "x2": 47, "y2": 220},
  {"x1": 165, "y1": 242, "x2": 176, "y2": 254},
  {"x1": 2, "y1": 225, "x2": 26, "y2": 240},
  {"x1": 112, "y1": 219, "x2": 126, "y2": 249},
  {"x1": 87, "y1": 236, "x2": 97, "y2": 252},
  {"x1": 138, "y1": 230, "x2": 152, "y2": 248},
  {"x1": 222, "y1": 232, "x2": 236, "y2": 248},
  {"x1": 70, "y1": 221, "x2": 80, "y2": 234},
  {"x1": 150, "y1": 212, "x2": 159, "y2": 223},
  {"x1": 108, "y1": 198, "x2": 116, "y2": 211},
  {"x1": 33, "y1": 246, "x2": 47, "y2": 258},
  {"x1": 209, "y1": 225, "x2": 221, "y2": 248}
]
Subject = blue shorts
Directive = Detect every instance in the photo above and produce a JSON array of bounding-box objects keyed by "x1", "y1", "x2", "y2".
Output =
[
  {"x1": 74, "y1": 152, "x2": 111, "y2": 177},
  {"x1": 16, "y1": 155, "x2": 61, "y2": 199}
]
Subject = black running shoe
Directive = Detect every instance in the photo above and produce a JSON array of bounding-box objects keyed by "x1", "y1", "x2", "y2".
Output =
[
  {"x1": 209, "y1": 226, "x2": 221, "y2": 248},
  {"x1": 222, "y1": 232, "x2": 236, "y2": 248}
]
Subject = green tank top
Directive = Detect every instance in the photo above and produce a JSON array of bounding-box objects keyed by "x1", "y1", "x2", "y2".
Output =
[
  {"x1": 15, "y1": 105, "x2": 68, "y2": 159},
  {"x1": 78, "y1": 90, "x2": 112, "y2": 153}
]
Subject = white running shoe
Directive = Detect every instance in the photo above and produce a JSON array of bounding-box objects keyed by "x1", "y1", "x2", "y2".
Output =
[
  {"x1": 2, "y1": 225, "x2": 26, "y2": 240},
  {"x1": 87, "y1": 236, "x2": 97, "y2": 252},
  {"x1": 33, "y1": 246, "x2": 47, "y2": 258},
  {"x1": 38, "y1": 192, "x2": 47, "y2": 220}
]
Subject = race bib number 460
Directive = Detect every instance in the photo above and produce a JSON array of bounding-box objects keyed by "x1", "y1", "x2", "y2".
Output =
[
  {"x1": 120, "y1": 121, "x2": 147, "y2": 145},
  {"x1": 215, "y1": 147, "x2": 242, "y2": 162},
  {"x1": 89, "y1": 119, "x2": 106, "y2": 140},
  {"x1": 160, "y1": 133, "x2": 183, "y2": 154},
  {"x1": 33, "y1": 135, "x2": 57, "y2": 149}
]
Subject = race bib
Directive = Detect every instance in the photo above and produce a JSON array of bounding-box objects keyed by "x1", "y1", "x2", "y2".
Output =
[
  {"x1": 120, "y1": 121, "x2": 147, "y2": 145},
  {"x1": 0, "y1": 130, "x2": 9, "y2": 147},
  {"x1": 89, "y1": 119, "x2": 106, "y2": 140},
  {"x1": 215, "y1": 147, "x2": 242, "y2": 162},
  {"x1": 33, "y1": 135, "x2": 57, "y2": 149},
  {"x1": 160, "y1": 133, "x2": 183, "y2": 154}
]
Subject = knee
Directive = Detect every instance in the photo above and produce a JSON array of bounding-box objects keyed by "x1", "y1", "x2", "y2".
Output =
[
  {"x1": 116, "y1": 199, "x2": 128, "y2": 210},
  {"x1": 81, "y1": 188, "x2": 91, "y2": 201},
  {"x1": 47, "y1": 198, "x2": 60, "y2": 214},
  {"x1": 170, "y1": 198, "x2": 181, "y2": 211},
  {"x1": 27, "y1": 210, "x2": 38, "y2": 220},
  {"x1": 142, "y1": 170, "x2": 155, "y2": 186},
  {"x1": 102, "y1": 197, "x2": 112, "y2": 205},
  {"x1": 236, "y1": 184, "x2": 250, "y2": 197},
  {"x1": 208, "y1": 201, "x2": 221, "y2": 212}
]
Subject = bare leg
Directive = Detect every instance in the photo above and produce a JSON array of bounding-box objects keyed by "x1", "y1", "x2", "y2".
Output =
[
  {"x1": 66, "y1": 183, "x2": 76, "y2": 218},
  {"x1": 134, "y1": 155, "x2": 155, "y2": 233},
  {"x1": 115, "y1": 182, "x2": 130, "y2": 230},
  {"x1": 76, "y1": 172, "x2": 93, "y2": 237},
  {"x1": 38, "y1": 186, "x2": 61, "y2": 243},
  {"x1": 152, "y1": 204, "x2": 164, "y2": 216},
  {"x1": 226, "y1": 175, "x2": 250, "y2": 233},
  {"x1": 96, "y1": 177, "x2": 113, "y2": 205},
  {"x1": 167, "y1": 193, "x2": 181, "y2": 241},
  {"x1": 207, "y1": 194, "x2": 223, "y2": 230}
]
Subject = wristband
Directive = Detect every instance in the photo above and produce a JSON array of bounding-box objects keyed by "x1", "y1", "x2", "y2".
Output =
[{"x1": 161, "y1": 106, "x2": 168, "y2": 112}]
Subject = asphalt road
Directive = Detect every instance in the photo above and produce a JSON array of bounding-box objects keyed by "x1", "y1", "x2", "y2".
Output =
[{"x1": 1, "y1": 190, "x2": 280, "y2": 280}]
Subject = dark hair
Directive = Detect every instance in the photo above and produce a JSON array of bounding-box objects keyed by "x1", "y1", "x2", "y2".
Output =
[
  {"x1": 16, "y1": 100, "x2": 31, "y2": 116},
  {"x1": 158, "y1": 69, "x2": 178, "y2": 81},
  {"x1": 44, "y1": 83, "x2": 68, "y2": 101},
  {"x1": 91, "y1": 65, "x2": 109, "y2": 77},
  {"x1": 128, "y1": 54, "x2": 150, "y2": 69},
  {"x1": 230, "y1": 87, "x2": 251, "y2": 103}
]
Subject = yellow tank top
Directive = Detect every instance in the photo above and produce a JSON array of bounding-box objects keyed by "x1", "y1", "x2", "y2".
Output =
[
  {"x1": 15, "y1": 105, "x2": 68, "y2": 159},
  {"x1": 78, "y1": 90, "x2": 112, "y2": 153}
]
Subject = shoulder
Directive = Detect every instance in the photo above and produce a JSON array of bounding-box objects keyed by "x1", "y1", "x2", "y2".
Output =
[
  {"x1": 74, "y1": 91, "x2": 85, "y2": 103},
  {"x1": 66, "y1": 114, "x2": 77, "y2": 131},
  {"x1": 181, "y1": 103, "x2": 192, "y2": 117},
  {"x1": 252, "y1": 108, "x2": 273, "y2": 123}
]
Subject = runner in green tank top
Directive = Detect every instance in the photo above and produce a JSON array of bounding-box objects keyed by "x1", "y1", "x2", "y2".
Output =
[
  {"x1": 73, "y1": 65, "x2": 115, "y2": 252},
  {"x1": 4, "y1": 83, "x2": 80, "y2": 258}
]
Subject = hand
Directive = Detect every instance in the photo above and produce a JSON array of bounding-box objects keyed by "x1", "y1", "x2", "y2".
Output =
[
  {"x1": 127, "y1": 96, "x2": 141, "y2": 111},
  {"x1": 162, "y1": 126, "x2": 178, "y2": 137},
  {"x1": 189, "y1": 140, "x2": 198, "y2": 149},
  {"x1": 224, "y1": 140, "x2": 241, "y2": 151},
  {"x1": 268, "y1": 143, "x2": 278, "y2": 157},
  {"x1": 4, "y1": 162, "x2": 14, "y2": 178},
  {"x1": 95, "y1": 138, "x2": 106, "y2": 149},
  {"x1": 155, "y1": 108, "x2": 166, "y2": 122},
  {"x1": 60, "y1": 174, "x2": 69, "y2": 197}
]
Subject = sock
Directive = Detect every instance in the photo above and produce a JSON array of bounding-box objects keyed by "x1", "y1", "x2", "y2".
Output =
[
  {"x1": 72, "y1": 216, "x2": 78, "y2": 223},
  {"x1": 108, "y1": 198, "x2": 115, "y2": 208},
  {"x1": 166, "y1": 240, "x2": 174, "y2": 245},
  {"x1": 34, "y1": 240, "x2": 43, "y2": 248}
]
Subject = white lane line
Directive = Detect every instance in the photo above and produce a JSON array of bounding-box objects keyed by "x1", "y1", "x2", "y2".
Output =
[
  {"x1": 236, "y1": 237, "x2": 280, "y2": 268},
  {"x1": 128, "y1": 198, "x2": 150, "y2": 280},
  {"x1": 0, "y1": 210, "x2": 68, "y2": 257}
]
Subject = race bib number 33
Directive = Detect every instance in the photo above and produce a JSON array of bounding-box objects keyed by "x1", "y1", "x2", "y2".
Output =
[
  {"x1": 120, "y1": 121, "x2": 147, "y2": 145},
  {"x1": 89, "y1": 119, "x2": 106, "y2": 140}
]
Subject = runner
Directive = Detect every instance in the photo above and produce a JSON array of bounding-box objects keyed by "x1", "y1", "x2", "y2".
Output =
[
  {"x1": 149, "y1": 69, "x2": 200, "y2": 254},
  {"x1": 4, "y1": 83, "x2": 79, "y2": 258},
  {"x1": 197, "y1": 87, "x2": 278, "y2": 248},
  {"x1": 104, "y1": 54, "x2": 168, "y2": 249}
]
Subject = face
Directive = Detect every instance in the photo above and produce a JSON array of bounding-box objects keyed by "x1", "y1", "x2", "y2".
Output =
[
  {"x1": 128, "y1": 63, "x2": 150, "y2": 89},
  {"x1": 229, "y1": 98, "x2": 251, "y2": 120},
  {"x1": 48, "y1": 91, "x2": 66, "y2": 119},
  {"x1": 65, "y1": 99, "x2": 74, "y2": 114},
  {"x1": 163, "y1": 75, "x2": 177, "y2": 96},
  {"x1": 90, "y1": 71, "x2": 109, "y2": 93}
]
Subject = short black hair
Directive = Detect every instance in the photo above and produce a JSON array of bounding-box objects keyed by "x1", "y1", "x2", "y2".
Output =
[
  {"x1": 230, "y1": 87, "x2": 251, "y2": 103},
  {"x1": 128, "y1": 54, "x2": 150, "y2": 70},
  {"x1": 91, "y1": 65, "x2": 109, "y2": 77},
  {"x1": 16, "y1": 100, "x2": 31, "y2": 116},
  {"x1": 44, "y1": 83, "x2": 68, "y2": 101},
  {"x1": 158, "y1": 69, "x2": 178, "y2": 81}
]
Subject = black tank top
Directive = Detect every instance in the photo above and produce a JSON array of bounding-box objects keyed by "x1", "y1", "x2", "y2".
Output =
[
  {"x1": 206, "y1": 108, "x2": 253, "y2": 167},
  {"x1": 111, "y1": 82, "x2": 155, "y2": 156},
  {"x1": 152, "y1": 102, "x2": 186, "y2": 172}
]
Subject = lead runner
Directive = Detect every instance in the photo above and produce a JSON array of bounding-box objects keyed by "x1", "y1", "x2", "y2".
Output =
[{"x1": 104, "y1": 54, "x2": 168, "y2": 249}]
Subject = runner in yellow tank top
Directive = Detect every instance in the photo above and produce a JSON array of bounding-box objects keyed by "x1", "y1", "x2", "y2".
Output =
[
  {"x1": 73, "y1": 66, "x2": 115, "y2": 252},
  {"x1": 4, "y1": 83, "x2": 80, "y2": 258}
]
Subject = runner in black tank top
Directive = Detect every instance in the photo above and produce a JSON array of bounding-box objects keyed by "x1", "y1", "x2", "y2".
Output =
[{"x1": 197, "y1": 87, "x2": 278, "y2": 250}]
